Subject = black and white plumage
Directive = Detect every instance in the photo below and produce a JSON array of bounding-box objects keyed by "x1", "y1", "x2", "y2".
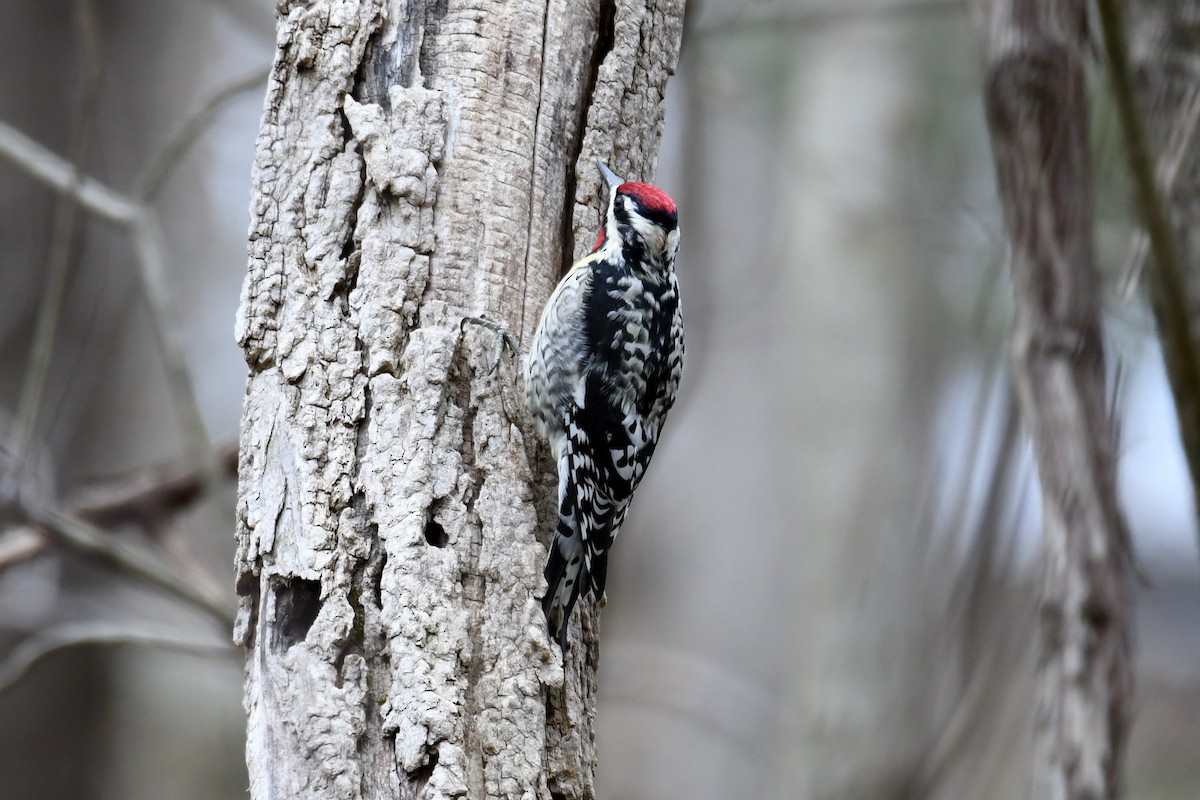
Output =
[{"x1": 526, "y1": 160, "x2": 684, "y2": 650}]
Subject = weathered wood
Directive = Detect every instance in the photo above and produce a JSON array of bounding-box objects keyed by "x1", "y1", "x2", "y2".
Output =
[
  {"x1": 983, "y1": 3, "x2": 1133, "y2": 799},
  {"x1": 233, "y1": 1, "x2": 684, "y2": 798}
]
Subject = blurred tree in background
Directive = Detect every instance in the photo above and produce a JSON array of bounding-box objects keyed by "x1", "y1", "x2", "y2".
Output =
[{"x1": 1, "y1": 1, "x2": 1199, "y2": 799}]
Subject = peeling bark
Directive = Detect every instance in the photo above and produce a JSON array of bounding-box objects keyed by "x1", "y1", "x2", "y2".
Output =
[
  {"x1": 983, "y1": 3, "x2": 1133, "y2": 800},
  {"x1": 233, "y1": 1, "x2": 684, "y2": 798}
]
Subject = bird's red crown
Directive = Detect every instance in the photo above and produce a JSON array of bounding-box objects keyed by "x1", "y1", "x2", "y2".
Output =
[
  {"x1": 618, "y1": 182, "x2": 677, "y2": 217},
  {"x1": 592, "y1": 180, "x2": 677, "y2": 251}
]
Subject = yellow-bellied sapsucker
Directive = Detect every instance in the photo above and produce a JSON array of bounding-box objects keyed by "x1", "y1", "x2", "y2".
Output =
[{"x1": 526, "y1": 160, "x2": 684, "y2": 649}]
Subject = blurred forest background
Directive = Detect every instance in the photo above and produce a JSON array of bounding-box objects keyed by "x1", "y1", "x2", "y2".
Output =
[{"x1": 1, "y1": 0, "x2": 1198, "y2": 799}]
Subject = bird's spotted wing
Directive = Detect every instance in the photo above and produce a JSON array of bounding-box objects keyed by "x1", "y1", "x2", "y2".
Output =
[{"x1": 567, "y1": 371, "x2": 662, "y2": 594}]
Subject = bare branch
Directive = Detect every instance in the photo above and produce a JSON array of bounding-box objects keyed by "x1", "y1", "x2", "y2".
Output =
[
  {"x1": 129, "y1": 212, "x2": 217, "y2": 473},
  {"x1": 67, "y1": 440, "x2": 238, "y2": 526},
  {"x1": 137, "y1": 66, "x2": 270, "y2": 200},
  {"x1": 0, "y1": 120, "x2": 139, "y2": 223},
  {"x1": 1117, "y1": 83, "x2": 1200, "y2": 299},
  {"x1": 0, "y1": 65, "x2": 271, "y2": 481},
  {"x1": 17, "y1": 498, "x2": 235, "y2": 629},
  {"x1": 1112, "y1": 0, "x2": 1200, "y2": 549},
  {"x1": 1096, "y1": 0, "x2": 1191, "y2": 314},
  {"x1": 0, "y1": 125, "x2": 217, "y2": 478},
  {"x1": 693, "y1": 0, "x2": 964, "y2": 35},
  {"x1": 0, "y1": 528, "x2": 48, "y2": 569},
  {"x1": 1099, "y1": 0, "x2": 1200, "y2": 524},
  {"x1": 0, "y1": 621, "x2": 236, "y2": 694},
  {"x1": 9, "y1": 0, "x2": 105, "y2": 480},
  {"x1": 66, "y1": 440, "x2": 238, "y2": 599},
  {"x1": 0, "y1": 444, "x2": 238, "y2": 627}
]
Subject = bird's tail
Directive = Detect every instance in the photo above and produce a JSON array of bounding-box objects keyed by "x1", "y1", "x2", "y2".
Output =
[{"x1": 543, "y1": 530, "x2": 585, "y2": 651}]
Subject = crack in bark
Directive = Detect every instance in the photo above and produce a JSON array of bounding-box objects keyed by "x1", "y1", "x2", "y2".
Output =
[
  {"x1": 562, "y1": 0, "x2": 617, "y2": 276},
  {"x1": 355, "y1": 2, "x2": 415, "y2": 105},
  {"x1": 446, "y1": 342, "x2": 491, "y2": 799},
  {"x1": 418, "y1": 0, "x2": 451, "y2": 87},
  {"x1": 335, "y1": 108, "x2": 366, "y2": 299},
  {"x1": 354, "y1": 515, "x2": 392, "y2": 797},
  {"x1": 518, "y1": 0, "x2": 556, "y2": 337}
]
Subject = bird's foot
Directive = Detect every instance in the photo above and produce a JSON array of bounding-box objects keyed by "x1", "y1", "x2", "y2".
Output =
[{"x1": 461, "y1": 314, "x2": 521, "y2": 374}]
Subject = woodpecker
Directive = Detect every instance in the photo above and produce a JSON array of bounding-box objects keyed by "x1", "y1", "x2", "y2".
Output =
[{"x1": 526, "y1": 159, "x2": 684, "y2": 650}]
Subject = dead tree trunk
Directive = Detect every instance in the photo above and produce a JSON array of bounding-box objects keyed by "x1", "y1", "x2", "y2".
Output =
[
  {"x1": 983, "y1": 3, "x2": 1133, "y2": 800},
  {"x1": 233, "y1": 2, "x2": 684, "y2": 798}
]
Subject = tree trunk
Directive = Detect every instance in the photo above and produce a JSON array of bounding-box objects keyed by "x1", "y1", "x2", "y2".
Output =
[
  {"x1": 983, "y1": 3, "x2": 1133, "y2": 800},
  {"x1": 233, "y1": 2, "x2": 683, "y2": 798}
]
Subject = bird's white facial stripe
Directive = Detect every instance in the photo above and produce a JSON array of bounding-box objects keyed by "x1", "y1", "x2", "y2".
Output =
[
  {"x1": 600, "y1": 187, "x2": 621, "y2": 253},
  {"x1": 630, "y1": 213, "x2": 667, "y2": 251},
  {"x1": 665, "y1": 228, "x2": 680, "y2": 261}
]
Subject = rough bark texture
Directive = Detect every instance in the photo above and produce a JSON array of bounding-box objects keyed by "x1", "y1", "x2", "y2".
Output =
[
  {"x1": 1125, "y1": 0, "x2": 1200, "y2": 542},
  {"x1": 983, "y1": 3, "x2": 1134, "y2": 800},
  {"x1": 233, "y1": 1, "x2": 684, "y2": 798}
]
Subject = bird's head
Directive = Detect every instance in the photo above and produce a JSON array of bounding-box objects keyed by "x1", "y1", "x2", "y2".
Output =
[{"x1": 592, "y1": 160, "x2": 679, "y2": 271}]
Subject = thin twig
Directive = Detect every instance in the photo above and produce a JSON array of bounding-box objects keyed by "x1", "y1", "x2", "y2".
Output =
[
  {"x1": 67, "y1": 440, "x2": 238, "y2": 598},
  {"x1": 20, "y1": 499, "x2": 235, "y2": 629},
  {"x1": 132, "y1": 68, "x2": 268, "y2": 472},
  {"x1": 694, "y1": 0, "x2": 963, "y2": 35},
  {"x1": 0, "y1": 621, "x2": 236, "y2": 694},
  {"x1": 0, "y1": 120, "x2": 138, "y2": 224},
  {"x1": 1, "y1": 443, "x2": 239, "y2": 615},
  {"x1": 68, "y1": 440, "x2": 239, "y2": 526},
  {"x1": 0, "y1": 66, "x2": 267, "y2": 485},
  {"x1": 10, "y1": 0, "x2": 104, "y2": 480},
  {"x1": 0, "y1": 4, "x2": 251, "y2": 635},
  {"x1": 147, "y1": 519, "x2": 228, "y2": 606},
  {"x1": 137, "y1": 66, "x2": 270, "y2": 199},
  {"x1": 0, "y1": 528, "x2": 48, "y2": 568},
  {"x1": 130, "y1": 212, "x2": 218, "y2": 476},
  {"x1": 1118, "y1": 83, "x2": 1200, "y2": 299},
  {"x1": 0, "y1": 122, "x2": 219, "y2": 481},
  {"x1": 1096, "y1": 0, "x2": 1200, "y2": 536}
]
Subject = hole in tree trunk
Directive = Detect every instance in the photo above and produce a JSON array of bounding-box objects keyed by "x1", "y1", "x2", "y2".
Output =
[
  {"x1": 424, "y1": 517, "x2": 448, "y2": 548},
  {"x1": 408, "y1": 745, "x2": 439, "y2": 786},
  {"x1": 272, "y1": 578, "x2": 322, "y2": 651},
  {"x1": 373, "y1": 550, "x2": 386, "y2": 609}
]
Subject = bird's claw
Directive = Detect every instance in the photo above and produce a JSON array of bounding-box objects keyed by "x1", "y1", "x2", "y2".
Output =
[{"x1": 461, "y1": 314, "x2": 521, "y2": 374}]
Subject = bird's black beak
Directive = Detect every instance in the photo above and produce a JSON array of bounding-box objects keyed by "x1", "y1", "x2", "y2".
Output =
[{"x1": 597, "y1": 159, "x2": 624, "y2": 190}]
